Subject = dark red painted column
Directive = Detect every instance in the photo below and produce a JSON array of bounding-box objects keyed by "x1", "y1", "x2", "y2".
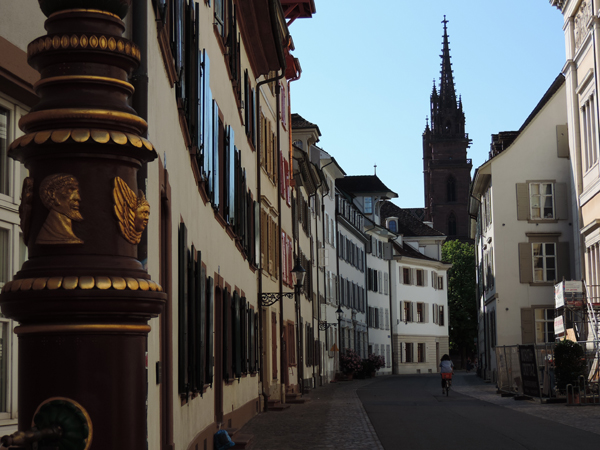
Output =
[{"x1": 0, "y1": 1, "x2": 165, "y2": 448}]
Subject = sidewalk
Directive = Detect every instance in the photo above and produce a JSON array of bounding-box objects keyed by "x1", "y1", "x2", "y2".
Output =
[
  {"x1": 240, "y1": 379, "x2": 383, "y2": 450},
  {"x1": 453, "y1": 372, "x2": 600, "y2": 436}
]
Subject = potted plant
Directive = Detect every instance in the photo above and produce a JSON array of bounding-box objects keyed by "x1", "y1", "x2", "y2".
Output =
[
  {"x1": 361, "y1": 354, "x2": 385, "y2": 378},
  {"x1": 554, "y1": 339, "x2": 586, "y2": 401},
  {"x1": 340, "y1": 349, "x2": 362, "y2": 379}
]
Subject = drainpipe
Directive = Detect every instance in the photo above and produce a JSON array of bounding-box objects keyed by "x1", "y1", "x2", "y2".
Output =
[
  {"x1": 320, "y1": 161, "x2": 333, "y2": 381},
  {"x1": 256, "y1": 64, "x2": 286, "y2": 408}
]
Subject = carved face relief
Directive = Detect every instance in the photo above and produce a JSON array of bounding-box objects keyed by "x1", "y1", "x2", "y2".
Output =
[
  {"x1": 134, "y1": 204, "x2": 150, "y2": 233},
  {"x1": 36, "y1": 173, "x2": 84, "y2": 244},
  {"x1": 113, "y1": 176, "x2": 150, "y2": 245}
]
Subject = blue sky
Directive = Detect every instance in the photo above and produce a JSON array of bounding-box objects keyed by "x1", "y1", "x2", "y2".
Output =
[{"x1": 288, "y1": 1, "x2": 566, "y2": 208}]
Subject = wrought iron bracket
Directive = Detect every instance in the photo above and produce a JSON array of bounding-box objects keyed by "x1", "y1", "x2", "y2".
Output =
[
  {"x1": 260, "y1": 291, "x2": 295, "y2": 307},
  {"x1": 319, "y1": 321, "x2": 337, "y2": 331}
]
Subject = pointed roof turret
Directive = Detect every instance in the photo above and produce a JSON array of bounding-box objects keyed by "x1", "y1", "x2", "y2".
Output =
[{"x1": 438, "y1": 15, "x2": 457, "y2": 109}]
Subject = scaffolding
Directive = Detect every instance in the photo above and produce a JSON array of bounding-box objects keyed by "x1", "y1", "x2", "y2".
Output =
[{"x1": 555, "y1": 281, "x2": 600, "y2": 386}]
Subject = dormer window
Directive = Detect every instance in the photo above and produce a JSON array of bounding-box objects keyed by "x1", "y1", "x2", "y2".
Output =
[{"x1": 364, "y1": 197, "x2": 373, "y2": 214}]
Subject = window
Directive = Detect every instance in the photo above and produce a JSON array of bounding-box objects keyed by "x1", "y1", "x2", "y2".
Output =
[
  {"x1": 417, "y1": 343, "x2": 425, "y2": 363},
  {"x1": 581, "y1": 92, "x2": 598, "y2": 171},
  {"x1": 448, "y1": 212, "x2": 457, "y2": 236},
  {"x1": 530, "y1": 183, "x2": 554, "y2": 220},
  {"x1": 447, "y1": 176, "x2": 456, "y2": 202},
  {"x1": 438, "y1": 276, "x2": 444, "y2": 290},
  {"x1": 403, "y1": 301, "x2": 413, "y2": 323},
  {"x1": 517, "y1": 182, "x2": 567, "y2": 221},
  {"x1": 439, "y1": 305, "x2": 445, "y2": 326},
  {"x1": 404, "y1": 343, "x2": 413, "y2": 363},
  {"x1": 416, "y1": 269, "x2": 424, "y2": 286},
  {"x1": 535, "y1": 308, "x2": 555, "y2": 344},
  {"x1": 402, "y1": 267, "x2": 411, "y2": 285},
  {"x1": 532, "y1": 243, "x2": 556, "y2": 282},
  {"x1": 364, "y1": 197, "x2": 373, "y2": 214},
  {"x1": 416, "y1": 303, "x2": 425, "y2": 323}
]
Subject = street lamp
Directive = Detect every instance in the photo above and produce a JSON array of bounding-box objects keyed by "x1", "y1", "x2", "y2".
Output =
[{"x1": 260, "y1": 258, "x2": 305, "y2": 306}]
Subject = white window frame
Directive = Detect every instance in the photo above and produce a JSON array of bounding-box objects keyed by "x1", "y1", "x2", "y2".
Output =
[
  {"x1": 532, "y1": 242, "x2": 557, "y2": 283},
  {"x1": 534, "y1": 308, "x2": 555, "y2": 344},
  {"x1": 529, "y1": 182, "x2": 555, "y2": 220}
]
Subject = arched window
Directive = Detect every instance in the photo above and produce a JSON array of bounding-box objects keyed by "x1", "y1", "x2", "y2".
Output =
[
  {"x1": 447, "y1": 175, "x2": 456, "y2": 202},
  {"x1": 448, "y1": 212, "x2": 457, "y2": 236}
]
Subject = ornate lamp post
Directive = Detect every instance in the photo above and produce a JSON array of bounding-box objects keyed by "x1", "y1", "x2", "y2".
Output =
[
  {"x1": 260, "y1": 258, "x2": 305, "y2": 305},
  {"x1": 0, "y1": 1, "x2": 165, "y2": 448}
]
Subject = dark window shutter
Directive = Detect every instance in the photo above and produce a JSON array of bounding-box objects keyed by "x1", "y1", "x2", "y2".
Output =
[
  {"x1": 233, "y1": 291, "x2": 242, "y2": 378},
  {"x1": 227, "y1": 126, "x2": 235, "y2": 225},
  {"x1": 518, "y1": 242, "x2": 533, "y2": 283},
  {"x1": 201, "y1": 50, "x2": 211, "y2": 177},
  {"x1": 212, "y1": 101, "x2": 220, "y2": 208},
  {"x1": 196, "y1": 257, "x2": 205, "y2": 391},
  {"x1": 223, "y1": 287, "x2": 230, "y2": 380},
  {"x1": 516, "y1": 183, "x2": 529, "y2": 220},
  {"x1": 205, "y1": 276, "x2": 214, "y2": 385},
  {"x1": 557, "y1": 242, "x2": 571, "y2": 281},
  {"x1": 178, "y1": 223, "x2": 188, "y2": 394},
  {"x1": 521, "y1": 308, "x2": 534, "y2": 344},
  {"x1": 241, "y1": 297, "x2": 247, "y2": 373},
  {"x1": 188, "y1": 245, "x2": 196, "y2": 391},
  {"x1": 555, "y1": 182, "x2": 568, "y2": 220}
]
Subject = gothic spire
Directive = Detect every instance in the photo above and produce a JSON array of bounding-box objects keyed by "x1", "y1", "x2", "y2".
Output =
[{"x1": 439, "y1": 15, "x2": 456, "y2": 109}]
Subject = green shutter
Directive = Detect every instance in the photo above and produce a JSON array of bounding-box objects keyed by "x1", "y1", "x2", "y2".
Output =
[
  {"x1": 516, "y1": 183, "x2": 529, "y2": 221},
  {"x1": 518, "y1": 242, "x2": 533, "y2": 283},
  {"x1": 241, "y1": 297, "x2": 247, "y2": 374}
]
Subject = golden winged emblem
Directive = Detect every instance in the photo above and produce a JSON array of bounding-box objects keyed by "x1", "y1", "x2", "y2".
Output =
[{"x1": 113, "y1": 177, "x2": 150, "y2": 245}]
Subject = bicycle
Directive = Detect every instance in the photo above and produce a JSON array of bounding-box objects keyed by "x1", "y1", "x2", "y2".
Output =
[{"x1": 442, "y1": 372, "x2": 453, "y2": 396}]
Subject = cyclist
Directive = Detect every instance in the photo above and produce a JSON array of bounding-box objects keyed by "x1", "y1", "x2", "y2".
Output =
[{"x1": 439, "y1": 354, "x2": 454, "y2": 394}]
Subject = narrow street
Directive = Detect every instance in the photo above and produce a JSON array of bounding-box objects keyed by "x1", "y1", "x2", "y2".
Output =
[{"x1": 242, "y1": 373, "x2": 600, "y2": 450}]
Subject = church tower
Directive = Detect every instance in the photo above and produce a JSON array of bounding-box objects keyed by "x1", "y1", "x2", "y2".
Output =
[{"x1": 423, "y1": 16, "x2": 472, "y2": 240}]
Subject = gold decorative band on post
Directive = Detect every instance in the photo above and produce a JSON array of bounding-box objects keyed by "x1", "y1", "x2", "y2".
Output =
[
  {"x1": 48, "y1": 8, "x2": 122, "y2": 20},
  {"x1": 34, "y1": 76, "x2": 135, "y2": 95},
  {"x1": 9, "y1": 129, "x2": 154, "y2": 151},
  {"x1": 1, "y1": 276, "x2": 163, "y2": 293},
  {"x1": 14, "y1": 324, "x2": 152, "y2": 335},
  {"x1": 27, "y1": 33, "x2": 140, "y2": 60},
  {"x1": 18, "y1": 109, "x2": 148, "y2": 134}
]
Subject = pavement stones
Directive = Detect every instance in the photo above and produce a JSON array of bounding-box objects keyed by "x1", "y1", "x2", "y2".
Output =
[
  {"x1": 241, "y1": 379, "x2": 383, "y2": 450},
  {"x1": 239, "y1": 373, "x2": 600, "y2": 449}
]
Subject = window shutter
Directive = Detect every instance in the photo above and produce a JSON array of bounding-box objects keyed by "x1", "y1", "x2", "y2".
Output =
[
  {"x1": 384, "y1": 273, "x2": 389, "y2": 295},
  {"x1": 196, "y1": 259, "x2": 206, "y2": 390},
  {"x1": 557, "y1": 242, "x2": 571, "y2": 281},
  {"x1": 227, "y1": 126, "x2": 235, "y2": 225},
  {"x1": 385, "y1": 309, "x2": 389, "y2": 330},
  {"x1": 410, "y1": 302, "x2": 414, "y2": 322},
  {"x1": 423, "y1": 270, "x2": 428, "y2": 287},
  {"x1": 241, "y1": 297, "x2": 247, "y2": 374},
  {"x1": 223, "y1": 287, "x2": 230, "y2": 380},
  {"x1": 212, "y1": 101, "x2": 220, "y2": 209},
  {"x1": 555, "y1": 182, "x2": 568, "y2": 220},
  {"x1": 518, "y1": 242, "x2": 533, "y2": 283},
  {"x1": 383, "y1": 242, "x2": 392, "y2": 260},
  {"x1": 206, "y1": 276, "x2": 214, "y2": 384},
  {"x1": 233, "y1": 291, "x2": 242, "y2": 378},
  {"x1": 401, "y1": 343, "x2": 406, "y2": 363},
  {"x1": 178, "y1": 223, "x2": 188, "y2": 394},
  {"x1": 516, "y1": 183, "x2": 529, "y2": 220},
  {"x1": 399, "y1": 266, "x2": 403, "y2": 284},
  {"x1": 379, "y1": 309, "x2": 384, "y2": 329},
  {"x1": 249, "y1": 308, "x2": 256, "y2": 372},
  {"x1": 254, "y1": 201, "x2": 260, "y2": 267},
  {"x1": 411, "y1": 268, "x2": 416, "y2": 285},
  {"x1": 399, "y1": 301, "x2": 404, "y2": 322},
  {"x1": 521, "y1": 308, "x2": 534, "y2": 344}
]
